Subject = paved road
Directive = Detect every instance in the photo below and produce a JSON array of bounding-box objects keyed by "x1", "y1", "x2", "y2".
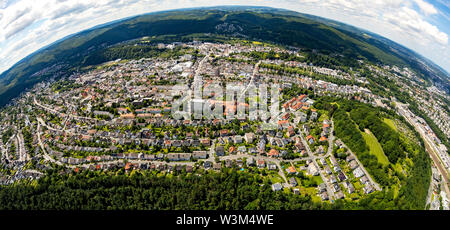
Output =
[
  {"x1": 33, "y1": 93, "x2": 378, "y2": 200},
  {"x1": 23, "y1": 169, "x2": 44, "y2": 175},
  {"x1": 36, "y1": 120, "x2": 63, "y2": 166},
  {"x1": 239, "y1": 60, "x2": 261, "y2": 101},
  {"x1": 16, "y1": 130, "x2": 28, "y2": 162},
  {"x1": 297, "y1": 120, "x2": 336, "y2": 200},
  {"x1": 34, "y1": 96, "x2": 96, "y2": 121},
  {"x1": 339, "y1": 141, "x2": 382, "y2": 191}
]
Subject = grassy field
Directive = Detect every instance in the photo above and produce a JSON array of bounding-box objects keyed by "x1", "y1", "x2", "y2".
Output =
[
  {"x1": 361, "y1": 129, "x2": 390, "y2": 166},
  {"x1": 265, "y1": 173, "x2": 284, "y2": 184},
  {"x1": 383, "y1": 118, "x2": 397, "y2": 131},
  {"x1": 312, "y1": 175, "x2": 324, "y2": 184},
  {"x1": 300, "y1": 187, "x2": 321, "y2": 202}
]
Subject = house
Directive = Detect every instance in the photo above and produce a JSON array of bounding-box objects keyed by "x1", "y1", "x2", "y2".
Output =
[
  {"x1": 157, "y1": 153, "x2": 166, "y2": 160},
  {"x1": 287, "y1": 126, "x2": 295, "y2": 137},
  {"x1": 293, "y1": 188, "x2": 300, "y2": 195},
  {"x1": 192, "y1": 139, "x2": 200, "y2": 147},
  {"x1": 298, "y1": 112, "x2": 307, "y2": 123},
  {"x1": 236, "y1": 159, "x2": 243, "y2": 168},
  {"x1": 324, "y1": 166, "x2": 332, "y2": 175},
  {"x1": 335, "y1": 191, "x2": 344, "y2": 199},
  {"x1": 257, "y1": 159, "x2": 265, "y2": 168},
  {"x1": 278, "y1": 120, "x2": 289, "y2": 128},
  {"x1": 68, "y1": 158, "x2": 80, "y2": 165},
  {"x1": 329, "y1": 175, "x2": 337, "y2": 184},
  {"x1": 322, "y1": 123, "x2": 330, "y2": 134},
  {"x1": 332, "y1": 183, "x2": 340, "y2": 193},
  {"x1": 234, "y1": 135, "x2": 243, "y2": 144},
  {"x1": 317, "y1": 146, "x2": 325, "y2": 154},
  {"x1": 334, "y1": 165, "x2": 342, "y2": 173},
  {"x1": 249, "y1": 147, "x2": 258, "y2": 154},
  {"x1": 329, "y1": 156, "x2": 338, "y2": 166},
  {"x1": 244, "y1": 133, "x2": 255, "y2": 143},
  {"x1": 204, "y1": 161, "x2": 213, "y2": 169},
  {"x1": 128, "y1": 153, "x2": 139, "y2": 159},
  {"x1": 287, "y1": 166, "x2": 297, "y2": 174},
  {"x1": 215, "y1": 145, "x2": 225, "y2": 156},
  {"x1": 186, "y1": 165, "x2": 193, "y2": 173},
  {"x1": 353, "y1": 167, "x2": 365, "y2": 178},
  {"x1": 167, "y1": 153, "x2": 191, "y2": 161},
  {"x1": 272, "y1": 183, "x2": 283, "y2": 191},
  {"x1": 226, "y1": 144, "x2": 236, "y2": 154},
  {"x1": 120, "y1": 113, "x2": 135, "y2": 119},
  {"x1": 318, "y1": 183, "x2": 327, "y2": 193},
  {"x1": 258, "y1": 139, "x2": 266, "y2": 152},
  {"x1": 225, "y1": 159, "x2": 233, "y2": 168},
  {"x1": 320, "y1": 158, "x2": 328, "y2": 166},
  {"x1": 200, "y1": 138, "x2": 210, "y2": 146},
  {"x1": 319, "y1": 136, "x2": 327, "y2": 142},
  {"x1": 349, "y1": 160, "x2": 359, "y2": 170},
  {"x1": 282, "y1": 112, "x2": 291, "y2": 120},
  {"x1": 344, "y1": 181, "x2": 355, "y2": 194},
  {"x1": 364, "y1": 183, "x2": 374, "y2": 194},
  {"x1": 308, "y1": 163, "x2": 319, "y2": 176},
  {"x1": 310, "y1": 111, "x2": 318, "y2": 121},
  {"x1": 360, "y1": 175, "x2": 369, "y2": 185},
  {"x1": 246, "y1": 157, "x2": 255, "y2": 166},
  {"x1": 320, "y1": 192, "x2": 329, "y2": 201},
  {"x1": 237, "y1": 145, "x2": 247, "y2": 153},
  {"x1": 337, "y1": 172, "x2": 347, "y2": 181},
  {"x1": 219, "y1": 129, "x2": 229, "y2": 137},
  {"x1": 289, "y1": 177, "x2": 298, "y2": 186},
  {"x1": 213, "y1": 163, "x2": 222, "y2": 171},
  {"x1": 267, "y1": 163, "x2": 277, "y2": 170},
  {"x1": 267, "y1": 149, "x2": 279, "y2": 158},
  {"x1": 303, "y1": 124, "x2": 310, "y2": 134},
  {"x1": 306, "y1": 135, "x2": 315, "y2": 145},
  {"x1": 192, "y1": 151, "x2": 208, "y2": 159},
  {"x1": 346, "y1": 155, "x2": 355, "y2": 162},
  {"x1": 124, "y1": 162, "x2": 132, "y2": 171}
]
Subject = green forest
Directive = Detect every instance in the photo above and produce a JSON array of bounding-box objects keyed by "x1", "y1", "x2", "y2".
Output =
[
  {"x1": 0, "y1": 169, "x2": 331, "y2": 210},
  {"x1": 314, "y1": 97, "x2": 431, "y2": 209},
  {"x1": 0, "y1": 165, "x2": 430, "y2": 210}
]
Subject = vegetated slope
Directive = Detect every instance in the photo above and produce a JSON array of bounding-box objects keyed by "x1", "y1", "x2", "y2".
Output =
[
  {"x1": 294, "y1": 10, "x2": 450, "y2": 91},
  {"x1": 361, "y1": 129, "x2": 390, "y2": 166},
  {"x1": 315, "y1": 96, "x2": 431, "y2": 209},
  {"x1": 0, "y1": 6, "x2": 445, "y2": 106}
]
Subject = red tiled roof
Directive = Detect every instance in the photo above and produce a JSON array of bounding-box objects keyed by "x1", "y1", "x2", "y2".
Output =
[{"x1": 268, "y1": 149, "x2": 279, "y2": 157}]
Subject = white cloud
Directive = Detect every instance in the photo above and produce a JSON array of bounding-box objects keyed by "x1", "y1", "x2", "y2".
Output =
[
  {"x1": 0, "y1": 0, "x2": 448, "y2": 75},
  {"x1": 414, "y1": 0, "x2": 438, "y2": 15},
  {"x1": 384, "y1": 7, "x2": 448, "y2": 45}
]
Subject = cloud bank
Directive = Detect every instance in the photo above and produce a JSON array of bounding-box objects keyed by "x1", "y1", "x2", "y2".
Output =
[{"x1": 0, "y1": 0, "x2": 449, "y2": 74}]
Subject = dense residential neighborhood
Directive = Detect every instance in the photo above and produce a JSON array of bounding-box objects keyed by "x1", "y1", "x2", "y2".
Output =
[{"x1": 0, "y1": 39, "x2": 448, "y2": 209}]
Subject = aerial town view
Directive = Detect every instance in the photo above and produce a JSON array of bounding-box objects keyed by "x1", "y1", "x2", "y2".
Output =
[{"x1": 0, "y1": 1, "x2": 449, "y2": 216}]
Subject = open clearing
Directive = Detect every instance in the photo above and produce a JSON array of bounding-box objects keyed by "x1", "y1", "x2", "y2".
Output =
[
  {"x1": 362, "y1": 129, "x2": 390, "y2": 166},
  {"x1": 383, "y1": 118, "x2": 397, "y2": 131}
]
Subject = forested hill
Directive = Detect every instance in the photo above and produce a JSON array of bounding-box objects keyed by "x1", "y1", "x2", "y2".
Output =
[{"x1": 0, "y1": 6, "x2": 448, "y2": 107}]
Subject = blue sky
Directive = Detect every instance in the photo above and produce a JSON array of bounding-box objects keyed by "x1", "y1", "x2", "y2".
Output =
[{"x1": 0, "y1": 0, "x2": 449, "y2": 75}]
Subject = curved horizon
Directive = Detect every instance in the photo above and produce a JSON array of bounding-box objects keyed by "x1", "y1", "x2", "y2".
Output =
[{"x1": 0, "y1": 1, "x2": 449, "y2": 76}]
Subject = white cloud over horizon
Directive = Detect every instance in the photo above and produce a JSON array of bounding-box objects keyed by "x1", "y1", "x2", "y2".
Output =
[{"x1": 0, "y1": 0, "x2": 449, "y2": 75}]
